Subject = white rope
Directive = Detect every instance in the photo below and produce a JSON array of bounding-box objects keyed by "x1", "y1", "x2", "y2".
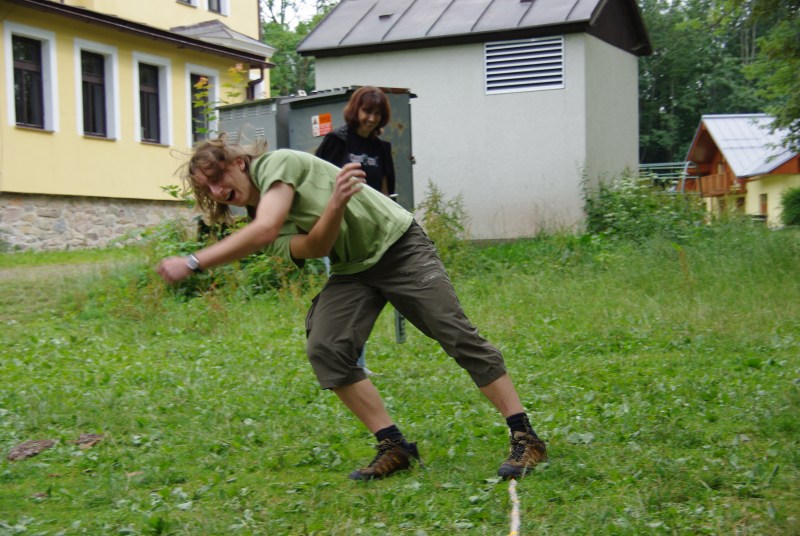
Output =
[{"x1": 508, "y1": 478, "x2": 521, "y2": 536}]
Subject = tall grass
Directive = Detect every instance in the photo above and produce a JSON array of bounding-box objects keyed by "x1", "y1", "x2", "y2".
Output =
[
  {"x1": 1, "y1": 181, "x2": 799, "y2": 534},
  {"x1": 1, "y1": 222, "x2": 798, "y2": 534},
  {"x1": 0, "y1": 245, "x2": 139, "y2": 269}
]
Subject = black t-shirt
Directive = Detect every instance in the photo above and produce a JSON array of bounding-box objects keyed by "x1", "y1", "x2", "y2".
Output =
[
  {"x1": 315, "y1": 126, "x2": 396, "y2": 195},
  {"x1": 345, "y1": 130, "x2": 390, "y2": 192}
]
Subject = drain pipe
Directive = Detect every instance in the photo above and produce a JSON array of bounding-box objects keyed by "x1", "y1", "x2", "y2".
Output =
[{"x1": 247, "y1": 64, "x2": 265, "y2": 100}]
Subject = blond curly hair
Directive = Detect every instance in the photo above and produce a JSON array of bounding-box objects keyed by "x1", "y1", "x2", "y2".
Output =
[{"x1": 179, "y1": 134, "x2": 268, "y2": 223}]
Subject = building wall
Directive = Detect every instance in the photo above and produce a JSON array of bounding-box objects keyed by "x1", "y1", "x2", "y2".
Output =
[
  {"x1": 0, "y1": 193, "x2": 192, "y2": 251},
  {"x1": 315, "y1": 33, "x2": 639, "y2": 240},
  {"x1": 1, "y1": 7, "x2": 248, "y2": 202},
  {"x1": 0, "y1": 4, "x2": 260, "y2": 250},
  {"x1": 745, "y1": 174, "x2": 800, "y2": 227},
  {"x1": 584, "y1": 35, "x2": 639, "y2": 189},
  {"x1": 60, "y1": 0, "x2": 260, "y2": 38}
]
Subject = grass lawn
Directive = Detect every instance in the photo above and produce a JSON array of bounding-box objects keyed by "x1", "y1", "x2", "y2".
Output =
[{"x1": 1, "y1": 226, "x2": 798, "y2": 535}]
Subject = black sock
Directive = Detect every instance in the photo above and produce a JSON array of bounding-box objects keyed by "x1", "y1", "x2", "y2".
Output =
[
  {"x1": 506, "y1": 412, "x2": 538, "y2": 438},
  {"x1": 375, "y1": 424, "x2": 406, "y2": 445}
]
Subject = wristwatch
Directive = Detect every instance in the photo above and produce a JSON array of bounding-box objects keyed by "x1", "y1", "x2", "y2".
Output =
[{"x1": 186, "y1": 253, "x2": 202, "y2": 273}]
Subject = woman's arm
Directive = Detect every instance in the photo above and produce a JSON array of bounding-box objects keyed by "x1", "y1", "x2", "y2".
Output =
[
  {"x1": 156, "y1": 181, "x2": 295, "y2": 283},
  {"x1": 156, "y1": 163, "x2": 365, "y2": 283},
  {"x1": 289, "y1": 162, "x2": 365, "y2": 259}
]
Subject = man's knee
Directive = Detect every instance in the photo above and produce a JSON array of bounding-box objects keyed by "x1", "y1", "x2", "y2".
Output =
[{"x1": 306, "y1": 338, "x2": 365, "y2": 389}]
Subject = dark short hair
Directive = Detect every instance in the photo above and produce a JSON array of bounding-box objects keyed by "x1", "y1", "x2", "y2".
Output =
[{"x1": 343, "y1": 86, "x2": 391, "y2": 137}]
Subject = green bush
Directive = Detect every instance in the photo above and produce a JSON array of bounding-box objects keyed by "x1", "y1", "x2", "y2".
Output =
[
  {"x1": 87, "y1": 217, "x2": 326, "y2": 311},
  {"x1": 583, "y1": 171, "x2": 708, "y2": 242},
  {"x1": 780, "y1": 186, "x2": 800, "y2": 226},
  {"x1": 415, "y1": 179, "x2": 473, "y2": 275}
]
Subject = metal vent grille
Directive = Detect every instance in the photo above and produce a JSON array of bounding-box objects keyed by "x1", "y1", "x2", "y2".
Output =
[{"x1": 485, "y1": 36, "x2": 565, "y2": 95}]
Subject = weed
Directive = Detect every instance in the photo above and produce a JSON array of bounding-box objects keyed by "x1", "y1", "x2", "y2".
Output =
[
  {"x1": 582, "y1": 171, "x2": 707, "y2": 242},
  {"x1": 415, "y1": 180, "x2": 472, "y2": 275}
]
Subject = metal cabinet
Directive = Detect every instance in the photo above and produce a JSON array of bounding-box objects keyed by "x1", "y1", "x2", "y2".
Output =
[{"x1": 217, "y1": 87, "x2": 415, "y2": 210}]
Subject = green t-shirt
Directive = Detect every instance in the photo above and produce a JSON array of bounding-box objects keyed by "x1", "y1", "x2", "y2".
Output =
[{"x1": 250, "y1": 149, "x2": 413, "y2": 275}]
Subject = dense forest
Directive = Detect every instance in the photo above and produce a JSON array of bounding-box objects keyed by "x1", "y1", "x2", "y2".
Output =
[
  {"x1": 639, "y1": 0, "x2": 799, "y2": 162},
  {"x1": 261, "y1": 0, "x2": 799, "y2": 163}
]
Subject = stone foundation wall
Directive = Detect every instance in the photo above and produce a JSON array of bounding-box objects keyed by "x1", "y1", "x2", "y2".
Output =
[{"x1": 0, "y1": 193, "x2": 194, "y2": 251}]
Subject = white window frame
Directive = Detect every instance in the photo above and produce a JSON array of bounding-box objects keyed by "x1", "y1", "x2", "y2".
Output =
[
  {"x1": 74, "y1": 39, "x2": 120, "y2": 139},
  {"x1": 203, "y1": 0, "x2": 229, "y2": 16},
  {"x1": 177, "y1": 0, "x2": 198, "y2": 7},
  {"x1": 185, "y1": 63, "x2": 219, "y2": 147},
  {"x1": 4, "y1": 22, "x2": 59, "y2": 131},
  {"x1": 484, "y1": 36, "x2": 565, "y2": 95},
  {"x1": 132, "y1": 52, "x2": 173, "y2": 145}
]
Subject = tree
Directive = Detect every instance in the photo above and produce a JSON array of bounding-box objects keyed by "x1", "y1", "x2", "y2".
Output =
[
  {"x1": 261, "y1": 0, "x2": 335, "y2": 27},
  {"x1": 260, "y1": 0, "x2": 335, "y2": 96},
  {"x1": 638, "y1": 0, "x2": 766, "y2": 163},
  {"x1": 262, "y1": 20, "x2": 315, "y2": 96},
  {"x1": 724, "y1": 0, "x2": 800, "y2": 151}
]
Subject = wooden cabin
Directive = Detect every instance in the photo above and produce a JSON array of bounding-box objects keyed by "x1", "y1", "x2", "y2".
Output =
[{"x1": 685, "y1": 114, "x2": 800, "y2": 225}]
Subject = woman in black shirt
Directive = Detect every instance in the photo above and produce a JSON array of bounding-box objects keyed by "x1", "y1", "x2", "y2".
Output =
[{"x1": 316, "y1": 86, "x2": 395, "y2": 196}]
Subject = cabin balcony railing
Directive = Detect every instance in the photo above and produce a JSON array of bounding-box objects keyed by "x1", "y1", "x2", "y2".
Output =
[{"x1": 699, "y1": 172, "x2": 741, "y2": 197}]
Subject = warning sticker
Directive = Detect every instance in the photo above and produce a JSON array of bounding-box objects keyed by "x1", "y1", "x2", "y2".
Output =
[{"x1": 312, "y1": 113, "x2": 333, "y2": 137}]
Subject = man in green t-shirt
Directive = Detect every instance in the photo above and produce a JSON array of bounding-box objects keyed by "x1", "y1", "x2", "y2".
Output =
[{"x1": 157, "y1": 138, "x2": 547, "y2": 480}]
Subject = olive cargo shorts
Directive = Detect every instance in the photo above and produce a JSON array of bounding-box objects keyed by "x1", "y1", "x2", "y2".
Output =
[{"x1": 305, "y1": 221, "x2": 507, "y2": 389}]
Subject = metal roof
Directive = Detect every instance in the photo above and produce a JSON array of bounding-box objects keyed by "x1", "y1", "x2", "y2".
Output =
[
  {"x1": 687, "y1": 114, "x2": 797, "y2": 178},
  {"x1": 171, "y1": 20, "x2": 275, "y2": 59},
  {"x1": 297, "y1": 0, "x2": 651, "y2": 57}
]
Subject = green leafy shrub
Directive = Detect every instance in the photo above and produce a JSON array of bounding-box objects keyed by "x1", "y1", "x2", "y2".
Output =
[
  {"x1": 156, "y1": 219, "x2": 323, "y2": 300},
  {"x1": 76, "y1": 217, "x2": 326, "y2": 320},
  {"x1": 780, "y1": 186, "x2": 800, "y2": 226},
  {"x1": 583, "y1": 171, "x2": 708, "y2": 242},
  {"x1": 415, "y1": 180, "x2": 472, "y2": 274}
]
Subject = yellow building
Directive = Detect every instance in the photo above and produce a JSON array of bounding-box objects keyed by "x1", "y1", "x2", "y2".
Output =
[
  {"x1": 685, "y1": 114, "x2": 800, "y2": 227},
  {"x1": 0, "y1": 0, "x2": 273, "y2": 250}
]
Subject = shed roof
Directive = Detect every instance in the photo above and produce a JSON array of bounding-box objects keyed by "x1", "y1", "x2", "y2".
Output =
[
  {"x1": 298, "y1": 0, "x2": 651, "y2": 58},
  {"x1": 686, "y1": 114, "x2": 798, "y2": 178}
]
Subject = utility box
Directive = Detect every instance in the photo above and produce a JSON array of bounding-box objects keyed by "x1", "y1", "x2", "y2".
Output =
[
  {"x1": 217, "y1": 98, "x2": 287, "y2": 150},
  {"x1": 282, "y1": 87, "x2": 415, "y2": 210},
  {"x1": 217, "y1": 87, "x2": 415, "y2": 211}
]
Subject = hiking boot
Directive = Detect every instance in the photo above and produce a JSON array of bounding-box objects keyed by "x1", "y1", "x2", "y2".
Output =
[
  {"x1": 349, "y1": 438, "x2": 423, "y2": 480},
  {"x1": 497, "y1": 431, "x2": 547, "y2": 479}
]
